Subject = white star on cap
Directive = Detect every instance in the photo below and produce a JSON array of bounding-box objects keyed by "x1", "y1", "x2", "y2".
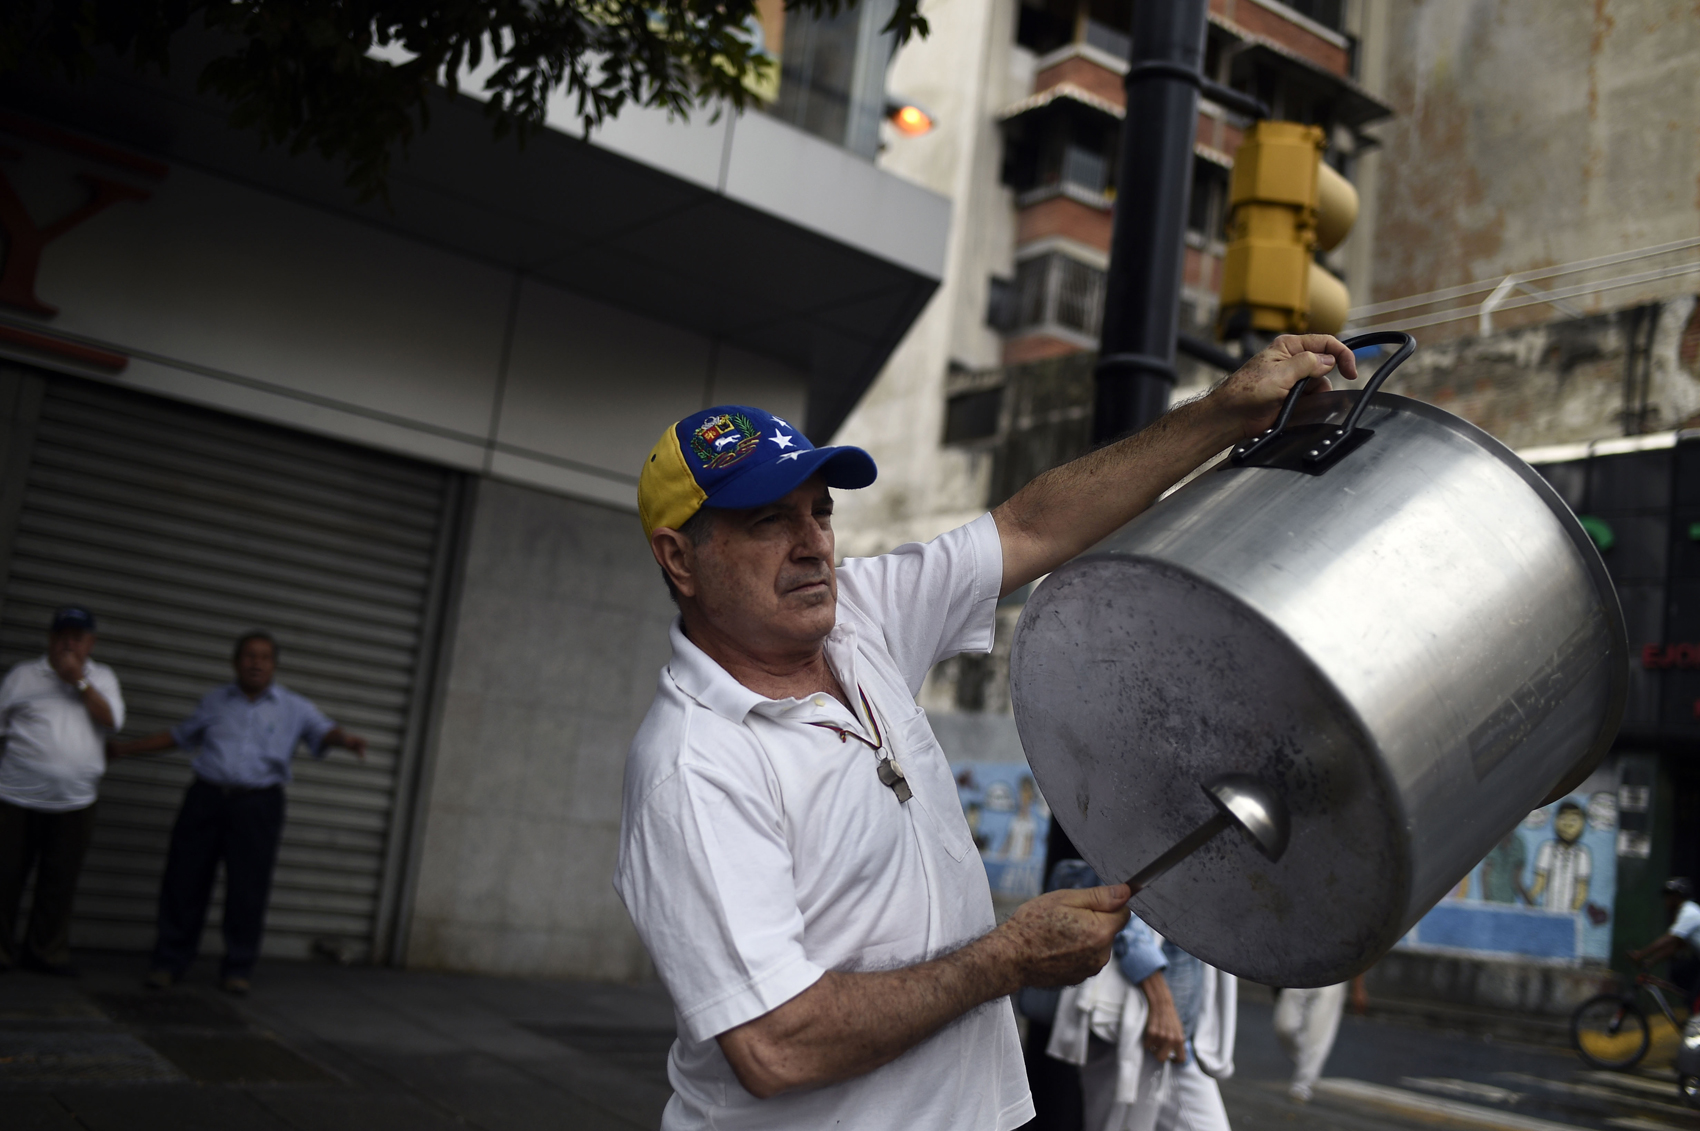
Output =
[
  {"x1": 776, "y1": 451, "x2": 804, "y2": 462},
  {"x1": 769, "y1": 431, "x2": 795, "y2": 450}
]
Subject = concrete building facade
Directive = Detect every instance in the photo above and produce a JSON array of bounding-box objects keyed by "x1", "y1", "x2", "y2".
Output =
[{"x1": 0, "y1": 22, "x2": 947, "y2": 980}]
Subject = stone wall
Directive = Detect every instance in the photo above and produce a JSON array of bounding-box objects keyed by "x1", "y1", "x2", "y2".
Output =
[
  {"x1": 1381, "y1": 296, "x2": 1700, "y2": 450},
  {"x1": 1368, "y1": 1, "x2": 1700, "y2": 331},
  {"x1": 404, "y1": 478, "x2": 674, "y2": 980}
]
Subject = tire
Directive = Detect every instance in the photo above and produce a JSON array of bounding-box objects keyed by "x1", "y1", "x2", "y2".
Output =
[
  {"x1": 1680, "y1": 1075, "x2": 1699, "y2": 1110},
  {"x1": 1572, "y1": 993, "x2": 1650, "y2": 1070}
]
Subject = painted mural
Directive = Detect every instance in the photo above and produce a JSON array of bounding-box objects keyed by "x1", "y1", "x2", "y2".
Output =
[
  {"x1": 1400, "y1": 769, "x2": 1620, "y2": 964},
  {"x1": 952, "y1": 762, "x2": 1051, "y2": 900}
]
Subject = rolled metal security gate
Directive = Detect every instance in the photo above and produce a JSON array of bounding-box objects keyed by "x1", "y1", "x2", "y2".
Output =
[{"x1": 0, "y1": 369, "x2": 459, "y2": 964}]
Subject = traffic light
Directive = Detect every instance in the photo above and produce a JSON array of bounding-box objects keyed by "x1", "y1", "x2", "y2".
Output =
[{"x1": 1216, "y1": 121, "x2": 1358, "y2": 338}]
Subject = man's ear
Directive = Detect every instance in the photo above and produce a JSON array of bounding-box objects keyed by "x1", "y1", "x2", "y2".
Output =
[{"x1": 651, "y1": 528, "x2": 698, "y2": 599}]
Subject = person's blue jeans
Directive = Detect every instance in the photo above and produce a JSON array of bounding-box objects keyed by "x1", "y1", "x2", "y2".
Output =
[{"x1": 150, "y1": 779, "x2": 285, "y2": 980}]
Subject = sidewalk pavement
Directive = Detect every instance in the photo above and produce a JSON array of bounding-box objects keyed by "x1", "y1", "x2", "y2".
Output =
[
  {"x1": 1, "y1": 952, "x2": 675, "y2": 1130},
  {"x1": 1, "y1": 952, "x2": 1676, "y2": 1131}
]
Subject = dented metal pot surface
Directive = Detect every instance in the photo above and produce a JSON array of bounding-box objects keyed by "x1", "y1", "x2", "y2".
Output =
[{"x1": 1009, "y1": 335, "x2": 1627, "y2": 987}]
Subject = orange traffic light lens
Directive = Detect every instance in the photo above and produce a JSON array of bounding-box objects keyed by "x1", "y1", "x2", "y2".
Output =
[{"x1": 892, "y1": 105, "x2": 933, "y2": 136}]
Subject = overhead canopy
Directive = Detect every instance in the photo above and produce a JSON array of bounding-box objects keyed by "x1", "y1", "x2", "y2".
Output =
[{"x1": 0, "y1": 27, "x2": 948, "y2": 440}]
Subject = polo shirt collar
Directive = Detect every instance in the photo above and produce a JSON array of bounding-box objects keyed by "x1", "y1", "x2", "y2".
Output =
[
  {"x1": 666, "y1": 616, "x2": 862, "y2": 725},
  {"x1": 226, "y1": 681, "x2": 279, "y2": 704}
]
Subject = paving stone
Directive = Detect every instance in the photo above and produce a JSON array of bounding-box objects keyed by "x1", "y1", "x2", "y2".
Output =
[
  {"x1": 54, "y1": 1087, "x2": 297, "y2": 1131},
  {"x1": 0, "y1": 1032, "x2": 183, "y2": 1084}
]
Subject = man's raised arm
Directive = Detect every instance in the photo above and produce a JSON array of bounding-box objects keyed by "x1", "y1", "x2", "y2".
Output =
[
  {"x1": 992, "y1": 334, "x2": 1359, "y2": 597},
  {"x1": 717, "y1": 883, "x2": 1131, "y2": 1098}
]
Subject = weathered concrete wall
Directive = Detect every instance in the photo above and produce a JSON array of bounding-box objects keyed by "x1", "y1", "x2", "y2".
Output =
[
  {"x1": 1366, "y1": 948, "x2": 1608, "y2": 1017},
  {"x1": 1383, "y1": 295, "x2": 1699, "y2": 448},
  {"x1": 1369, "y1": 0, "x2": 1700, "y2": 327},
  {"x1": 406, "y1": 478, "x2": 673, "y2": 980},
  {"x1": 833, "y1": 0, "x2": 1025, "y2": 558}
]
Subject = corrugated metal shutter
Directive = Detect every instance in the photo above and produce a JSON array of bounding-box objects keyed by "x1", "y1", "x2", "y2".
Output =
[{"x1": 0, "y1": 373, "x2": 457, "y2": 964}]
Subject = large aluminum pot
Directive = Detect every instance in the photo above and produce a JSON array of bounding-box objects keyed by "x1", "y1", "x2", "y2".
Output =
[{"x1": 1009, "y1": 333, "x2": 1628, "y2": 987}]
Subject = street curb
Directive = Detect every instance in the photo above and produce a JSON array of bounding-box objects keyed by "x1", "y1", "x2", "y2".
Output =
[
  {"x1": 1357, "y1": 994, "x2": 1574, "y2": 1049},
  {"x1": 1314, "y1": 1079, "x2": 1590, "y2": 1131}
]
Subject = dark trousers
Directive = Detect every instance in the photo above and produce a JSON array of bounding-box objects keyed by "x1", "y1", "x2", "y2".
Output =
[
  {"x1": 151, "y1": 780, "x2": 285, "y2": 980},
  {"x1": 0, "y1": 799, "x2": 98, "y2": 969}
]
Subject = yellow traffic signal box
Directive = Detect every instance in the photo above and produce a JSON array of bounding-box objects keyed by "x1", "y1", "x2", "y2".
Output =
[{"x1": 1217, "y1": 121, "x2": 1358, "y2": 336}]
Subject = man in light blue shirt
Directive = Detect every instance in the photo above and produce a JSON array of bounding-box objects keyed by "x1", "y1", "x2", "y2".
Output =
[{"x1": 110, "y1": 631, "x2": 365, "y2": 994}]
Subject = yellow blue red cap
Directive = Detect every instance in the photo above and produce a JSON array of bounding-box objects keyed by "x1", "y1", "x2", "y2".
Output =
[{"x1": 638, "y1": 406, "x2": 877, "y2": 538}]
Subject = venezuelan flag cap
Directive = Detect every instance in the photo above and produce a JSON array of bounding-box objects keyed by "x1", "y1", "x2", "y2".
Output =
[{"x1": 639, "y1": 406, "x2": 877, "y2": 539}]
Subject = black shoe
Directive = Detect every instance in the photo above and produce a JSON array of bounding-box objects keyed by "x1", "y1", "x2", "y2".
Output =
[
  {"x1": 219, "y1": 975, "x2": 251, "y2": 996},
  {"x1": 19, "y1": 952, "x2": 78, "y2": 977}
]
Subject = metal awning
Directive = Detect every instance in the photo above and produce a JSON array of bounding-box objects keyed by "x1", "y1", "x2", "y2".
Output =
[{"x1": 0, "y1": 28, "x2": 947, "y2": 440}]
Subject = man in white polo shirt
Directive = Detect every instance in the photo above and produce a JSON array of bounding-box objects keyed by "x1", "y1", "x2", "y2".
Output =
[
  {"x1": 0, "y1": 606, "x2": 125, "y2": 975},
  {"x1": 618, "y1": 335, "x2": 1358, "y2": 1130}
]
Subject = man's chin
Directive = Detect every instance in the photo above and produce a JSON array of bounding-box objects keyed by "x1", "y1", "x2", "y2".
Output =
[{"x1": 777, "y1": 590, "x2": 837, "y2": 634}]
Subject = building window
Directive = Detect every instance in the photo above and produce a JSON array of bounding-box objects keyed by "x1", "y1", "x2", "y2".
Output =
[
  {"x1": 1016, "y1": 0, "x2": 1132, "y2": 58},
  {"x1": 1280, "y1": 0, "x2": 1345, "y2": 32},
  {"x1": 769, "y1": 0, "x2": 896, "y2": 159},
  {"x1": 1188, "y1": 159, "x2": 1229, "y2": 242},
  {"x1": 944, "y1": 388, "x2": 1005, "y2": 444},
  {"x1": 1002, "y1": 101, "x2": 1119, "y2": 202},
  {"x1": 1016, "y1": 0, "x2": 1077, "y2": 55},
  {"x1": 1082, "y1": 0, "x2": 1132, "y2": 57},
  {"x1": 1059, "y1": 144, "x2": 1109, "y2": 196},
  {"x1": 986, "y1": 276, "x2": 1019, "y2": 332},
  {"x1": 1053, "y1": 257, "x2": 1103, "y2": 334},
  {"x1": 1012, "y1": 252, "x2": 1106, "y2": 338}
]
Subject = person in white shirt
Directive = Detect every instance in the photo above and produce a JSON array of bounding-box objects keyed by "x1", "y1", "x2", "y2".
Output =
[
  {"x1": 617, "y1": 334, "x2": 1359, "y2": 1131},
  {"x1": 1629, "y1": 876, "x2": 1700, "y2": 1002},
  {"x1": 0, "y1": 606, "x2": 125, "y2": 975}
]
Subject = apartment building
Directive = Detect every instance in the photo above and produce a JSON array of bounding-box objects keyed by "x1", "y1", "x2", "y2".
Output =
[
  {"x1": 837, "y1": 0, "x2": 1700, "y2": 988},
  {"x1": 835, "y1": 0, "x2": 1390, "y2": 712}
]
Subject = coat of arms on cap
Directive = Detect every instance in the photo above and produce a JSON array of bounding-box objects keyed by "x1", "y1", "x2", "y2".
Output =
[{"x1": 691, "y1": 412, "x2": 763, "y2": 469}]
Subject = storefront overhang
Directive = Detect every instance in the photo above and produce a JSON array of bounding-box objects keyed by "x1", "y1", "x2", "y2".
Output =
[{"x1": 0, "y1": 29, "x2": 948, "y2": 441}]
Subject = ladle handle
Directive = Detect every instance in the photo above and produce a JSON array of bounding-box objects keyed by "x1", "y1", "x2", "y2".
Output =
[{"x1": 1125, "y1": 810, "x2": 1231, "y2": 893}]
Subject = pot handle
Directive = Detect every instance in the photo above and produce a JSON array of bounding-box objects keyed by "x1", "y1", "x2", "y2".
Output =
[{"x1": 1232, "y1": 331, "x2": 1417, "y2": 469}]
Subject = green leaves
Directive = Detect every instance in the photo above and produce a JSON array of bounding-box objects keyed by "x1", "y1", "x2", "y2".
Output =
[{"x1": 1, "y1": 0, "x2": 929, "y2": 204}]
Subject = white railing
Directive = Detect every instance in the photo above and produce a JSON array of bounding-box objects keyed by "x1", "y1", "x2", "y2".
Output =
[{"x1": 1346, "y1": 236, "x2": 1700, "y2": 336}]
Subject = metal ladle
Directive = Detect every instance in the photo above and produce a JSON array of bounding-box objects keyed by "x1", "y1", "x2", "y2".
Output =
[{"x1": 1125, "y1": 774, "x2": 1291, "y2": 894}]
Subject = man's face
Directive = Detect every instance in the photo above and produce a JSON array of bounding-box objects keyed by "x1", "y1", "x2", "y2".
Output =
[
  {"x1": 235, "y1": 639, "x2": 276, "y2": 695},
  {"x1": 1555, "y1": 808, "x2": 1585, "y2": 844},
  {"x1": 684, "y1": 477, "x2": 838, "y2": 655},
  {"x1": 48, "y1": 629, "x2": 94, "y2": 667}
]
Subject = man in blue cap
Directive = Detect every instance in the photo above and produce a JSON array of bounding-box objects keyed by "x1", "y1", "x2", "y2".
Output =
[
  {"x1": 0, "y1": 605, "x2": 124, "y2": 975},
  {"x1": 615, "y1": 335, "x2": 1358, "y2": 1130}
]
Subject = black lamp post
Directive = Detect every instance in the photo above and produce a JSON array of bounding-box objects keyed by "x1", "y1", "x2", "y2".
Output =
[{"x1": 1091, "y1": 0, "x2": 1212, "y2": 444}]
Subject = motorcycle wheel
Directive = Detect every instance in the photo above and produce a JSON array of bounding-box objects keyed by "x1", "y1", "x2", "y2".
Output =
[{"x1": 1571, "y1": 993, "x2": 1650, "y2": 1070}]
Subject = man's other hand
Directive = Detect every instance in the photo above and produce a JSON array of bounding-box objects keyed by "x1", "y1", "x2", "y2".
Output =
[
  {"x1": 1209, "y1": 334, "x2": 1360, "y2": 440},
  {"x1": 1138, "y1": 971, "x2": 1188, "y2": 1064},
  {"x1": 998, "y1": 883, "x2": 1131, "y2": 988}
]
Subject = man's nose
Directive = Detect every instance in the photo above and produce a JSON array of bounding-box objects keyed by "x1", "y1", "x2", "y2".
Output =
[{"x1": 792, "y1": 516, "x2": 832, "y2": 557}]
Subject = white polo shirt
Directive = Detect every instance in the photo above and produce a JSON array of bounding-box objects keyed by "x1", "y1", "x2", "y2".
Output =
[
  {"x1": 1671, "y1": 899, "x2": 1700, "y2": 949},
  {"x1": 615, "y1": 512, "x2": 1032, "y2": 1131},
  {"x1": 0, "y1": 656, "x2": 126, "y2": 812}
]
